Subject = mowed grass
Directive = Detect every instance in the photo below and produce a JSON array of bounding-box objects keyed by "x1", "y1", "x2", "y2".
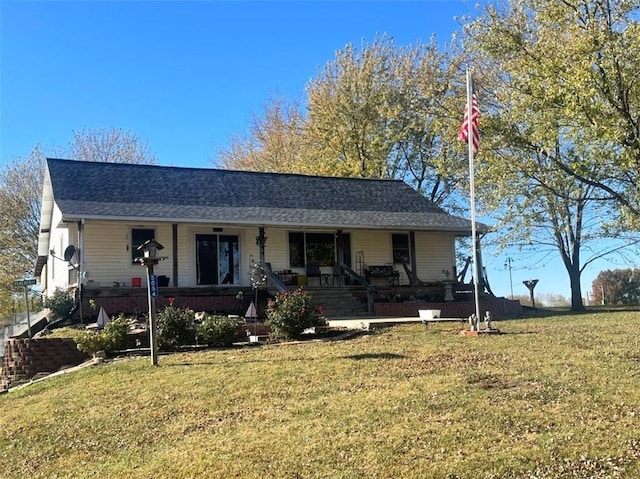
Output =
[{"x1": 2, "y1": 312, "x2": 640, "y2": 479}]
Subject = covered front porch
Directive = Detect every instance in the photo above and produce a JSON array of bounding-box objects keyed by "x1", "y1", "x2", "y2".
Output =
[{"x1": 78, "y1": 280, "x2": 522, "y2": 322}]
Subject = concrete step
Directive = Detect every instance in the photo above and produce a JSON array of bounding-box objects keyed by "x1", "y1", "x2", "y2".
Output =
[{"x1": 305, "y1": 288, "x2": 369, "y2": 318}]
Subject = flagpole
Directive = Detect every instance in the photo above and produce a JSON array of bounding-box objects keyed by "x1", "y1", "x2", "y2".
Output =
[{"x1": 466, "y1": 68, "x2": 482, "y2": 329}]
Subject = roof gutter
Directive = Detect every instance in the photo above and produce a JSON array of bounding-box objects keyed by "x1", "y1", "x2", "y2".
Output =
[{"x1": 58, "y1": 213, "x2": 482, "y2": 235}]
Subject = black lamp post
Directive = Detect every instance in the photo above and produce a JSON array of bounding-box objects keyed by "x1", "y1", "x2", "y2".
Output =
[{"x1": 136, "y1": 239, "x2": 165, "y2": 366}]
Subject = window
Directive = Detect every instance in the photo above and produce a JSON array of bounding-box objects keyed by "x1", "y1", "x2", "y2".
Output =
[
  {"x1": 288, "y1": 232, "x2": 336, "y2": 267},
  {"x1": 131, "y1": 228, "x2": 155, "y2": 263},
  {"x1": 306, "y1": 233, "x2": 335, "y2": 266},
  {"x1": 289, "y1": 232, "x2": 305, "y2": 267},
  {"x1": 392, "y1": 233, "x2": 410, "y2": 264}
]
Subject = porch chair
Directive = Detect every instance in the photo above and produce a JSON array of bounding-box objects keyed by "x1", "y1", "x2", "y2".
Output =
[{"x1": 306, "y1": 262, "x2": 322, "y2": 286}]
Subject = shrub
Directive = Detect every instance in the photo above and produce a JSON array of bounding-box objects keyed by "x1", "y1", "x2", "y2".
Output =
[
  {"x1": 43, "y1": 288, "x2": 76, "y2": 322},
  {"x1": 75, "y1": 331, "x2": 108, "y2": 356},
  {"x1": 157, "y1": 306, "x2": 196, "y2": 350},
  {"x1": 197, "y1": 314, "x2": 238, "y2": 347},
  {"x1": 74, "y1": 315, "x2": 131, "y2": 355},
  {"x1": 101, "y1": 315, "x2": 130, "y2": 352},
  {"x1": 266, "y1": 288, "x2": 324, "y2": 340}
]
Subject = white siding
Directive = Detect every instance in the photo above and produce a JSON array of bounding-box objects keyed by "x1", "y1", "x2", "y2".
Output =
[
  {"x1": 176, "y1": 225, "x2": 193, "y2": 287},
  {"x1": 46, "y1": 204, "x2": 75, "y2": 295},
  {"x1": 72, "y1": 220, "x2": 460, "y2": 289},
  {"x1": 351, "y1": 230, "x2": 392, "y2": 271},
  {"x1": 83, "y1": 222, "x2": 173, "y2": 287},
  {"x1": 262, "y1": 228, "x2": 289, "y2": 273},
  {"x1": 414, "y1": 232, "x2": 457, "y2": 282}
]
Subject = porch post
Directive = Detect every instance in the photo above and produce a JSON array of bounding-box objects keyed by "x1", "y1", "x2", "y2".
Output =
[
  {"x1": 257, "y1": 227, "x2": 266, "y2": 265},
  {"x1": 336, "y1": 230, "x2": 344, "y2": 267},
  {"x1": 409, "y1": 231, "x2": 417, "y2": 287},
  {"x1": 172, "y1": 224, "x2": 178, "y2": 287}
]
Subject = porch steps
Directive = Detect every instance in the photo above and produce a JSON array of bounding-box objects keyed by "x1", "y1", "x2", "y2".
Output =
[{"x1": 304, "y1": 287, "x2": 369, "y2": 318}]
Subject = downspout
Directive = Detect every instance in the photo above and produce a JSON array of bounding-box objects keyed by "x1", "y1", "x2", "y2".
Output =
[{"x1": 409, "y1": 231, "x2": 417, "y2": 287}]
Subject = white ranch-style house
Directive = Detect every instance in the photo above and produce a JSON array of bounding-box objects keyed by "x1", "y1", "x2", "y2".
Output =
[{"x1": 35, "y1": 158, "x2": 517, "y2": 320}]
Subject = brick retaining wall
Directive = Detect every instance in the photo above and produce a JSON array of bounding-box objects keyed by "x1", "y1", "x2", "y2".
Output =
[{"x1": 1, "y1": 338, "x2": 89, "y2": 392}]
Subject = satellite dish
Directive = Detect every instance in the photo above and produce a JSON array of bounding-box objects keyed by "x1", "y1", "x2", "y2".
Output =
[{"x1": 63, "y1": 245, "x2": 77, "y2": 262}]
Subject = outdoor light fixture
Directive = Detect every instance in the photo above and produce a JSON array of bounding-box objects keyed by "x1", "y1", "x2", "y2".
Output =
[{"x1": 142, "y1": 239, "x2": 163, "y2": 259}]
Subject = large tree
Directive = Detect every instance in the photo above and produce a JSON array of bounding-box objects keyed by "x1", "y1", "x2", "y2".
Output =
[
  {"x1": 591, "y1": 268, "x2": 640, "y2": 305},
  {"x1": 304, "y1": 35, "x2": 404, "y2": 179},
  {"x1": 218, "y1": 97, "x2": 306, "y2": 173},
  {"x1": 0, "y1": 128, "x2": 157, "y2": 319},
  {"x1": 65, "y1": 127, "x2": 157, "y2": 165},
  {"x1": 0, "y1": 145, "x2": 45, "y2": 318},
  {"x1": 468, "y1": 0, "x2": 640, "y2": 224},
  {"x1": 389, "y1": 36, "x2": 468, "y2": 212},
  {"x1": 219, "y1": 35, "x2": 469, "y2": 212},
  {"x1": 464, "y1": 0, "x2": 640, "y2": 310}
]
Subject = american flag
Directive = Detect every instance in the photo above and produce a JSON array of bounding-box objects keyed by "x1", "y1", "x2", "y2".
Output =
[{"x1": 458, "y1": 93, "x2": 480, "y2": 153}]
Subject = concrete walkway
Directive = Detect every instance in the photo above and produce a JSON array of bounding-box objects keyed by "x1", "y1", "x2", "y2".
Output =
[
  {"x1": 327, "y1": 315, "x2": 469, "y2": 330},
  {"x1": 3, "y1": 357, "x2": 101, "y2": 394},
  {"x1": 327, "y1": 316, "x2": 424, "y2": 330}
]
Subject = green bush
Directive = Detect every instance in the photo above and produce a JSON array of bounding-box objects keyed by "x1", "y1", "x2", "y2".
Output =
[
  {"x1": 43, "y1": 288, "x2": 76, "y2": 322},
  {"x1": 266, "y1": 288, "x2": 325, "y2": 340},
  {"x1": 74, "y1": 315, "x2": 131, "y2": 355},
  {"x1": 157, "y1": 306, "x2": 196, "y2": 350},
  {"x1": 197, "y1": 314, "x2": 238, "y2": 347},
  {"x1": 101, "y1": 315, "x2": 130, "y2": 351},
  {"x1": 75, "y1": 331, "x2": 108, "y2": 356}
]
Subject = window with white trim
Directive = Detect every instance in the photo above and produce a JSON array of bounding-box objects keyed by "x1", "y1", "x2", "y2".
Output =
[{"x1": 131, "y1": 228, "x2": 155, "y2": 263}]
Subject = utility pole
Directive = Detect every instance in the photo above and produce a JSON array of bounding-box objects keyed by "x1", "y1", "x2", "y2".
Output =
[{"x1": 505, "y1": 257, "x2": 514, "y2": 300}]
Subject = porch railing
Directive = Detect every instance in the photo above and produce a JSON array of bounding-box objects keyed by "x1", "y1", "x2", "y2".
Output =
[
  {"x1": 264, "y1": 263, "x2": 288, "y2": 294},
  {"x1": 339, "y1": 262, "x2": 376, "y2": 293},
  {"x1": 338, "y1": 262, "x2": 376, "y2": 314}
]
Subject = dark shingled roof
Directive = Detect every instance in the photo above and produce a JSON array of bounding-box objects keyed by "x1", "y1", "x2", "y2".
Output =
[{"x1": 45, "y1": 158, "x2": 479, "y2": 233}]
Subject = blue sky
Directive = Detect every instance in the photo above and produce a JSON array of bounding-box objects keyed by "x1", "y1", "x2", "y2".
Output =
[
  {"x1": 2, "y1": 1, "x2": 477, "y2": 166},
  {"x1": 1, "y1": 0, "x2": 632, "y2": 302}
]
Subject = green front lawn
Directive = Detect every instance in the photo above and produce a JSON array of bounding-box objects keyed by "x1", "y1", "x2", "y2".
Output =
[{"x1": 1, "y1": 311, "x2": 640, "y2": 478}]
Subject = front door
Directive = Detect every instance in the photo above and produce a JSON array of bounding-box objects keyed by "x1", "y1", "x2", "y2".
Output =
[{"x1": 196, "y1": 234, "x2": 240, "y2": 285}]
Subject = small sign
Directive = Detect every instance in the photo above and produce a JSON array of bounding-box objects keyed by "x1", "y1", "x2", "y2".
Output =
[
  {"x1": 13, "y1": 278, "x2": 37, "y2": 287},
  {"x1": 149, "y1": 273, "x2": 159, "y2": 298}
]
